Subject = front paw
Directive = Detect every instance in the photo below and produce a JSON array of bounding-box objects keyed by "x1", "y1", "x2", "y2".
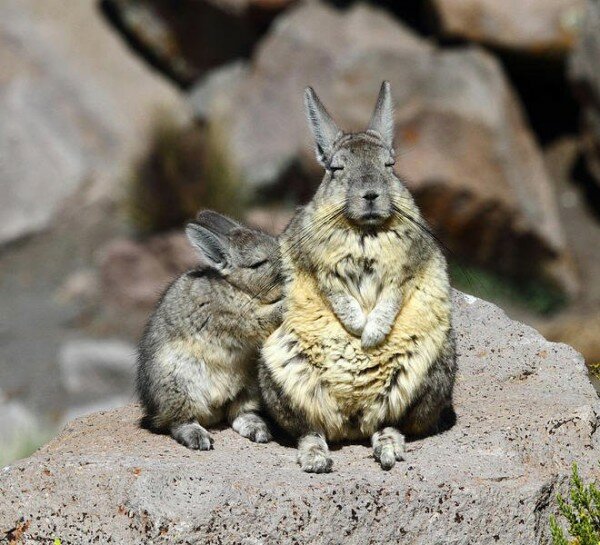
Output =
[
  {"x1": 372, "y1": 427, "x2": 405, "y2": 470},
  {"x1": 343, "y1": 311, "x2": 366, "y2": 337},
  {"x1": 232, "y1": 413, "x2": 272, "y2": 444},
  {"x1": 297, "y1": 433, "x2": 333, "y2": 473},
  {"x1": 361, "y1": 321, "x2": 387, "y2": 349},
  {"x1": 172, "y1": 423, "x2": 214, "y2": 451},
  {"x1": 298, "y1": 450, "x2": 333, "y2": 473}
]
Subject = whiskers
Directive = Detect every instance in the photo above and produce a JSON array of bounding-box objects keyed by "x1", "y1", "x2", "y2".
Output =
[
  {"x1": 236, "y1": 202, "x2": 346, "y2": 320},
  {"x1": 282, "y1": 203, "x2": 346, "y2": 261},
  {"x1": 390, "y1": 200, "x2": 446, "y2": 250},
  {"x1": 390, "y1": 199, "x2": 488, "y2": 296}
]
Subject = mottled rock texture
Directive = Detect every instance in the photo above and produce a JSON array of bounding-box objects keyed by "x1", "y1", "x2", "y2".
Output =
[
  {"x1": 0, "y1": 0, "x2": 185, "y2": 246},
  {"x1": 1, "y1": 292, "x2": 598, "y2": 544},
  {"x1": 431, "y1": 0, "x2": 585, "y2": 55},
  {"x1": 101, "y1": 0, "x2": 296, "y2": 86},
  {"x1": 209, "y1": 1, "x2": 578, "y2": 296},
  {"x1": 569, "y1": 0, "x2": 600, "y2": 188}
]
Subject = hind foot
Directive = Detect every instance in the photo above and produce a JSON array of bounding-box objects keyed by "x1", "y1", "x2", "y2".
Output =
[
  {"x1": 232, "y1": 412, "x2": 272, "y2": 443},
  {"x1": 372, "y1": 427, "x2": 405, "y2": 470},
  {"x1": 171, "y1": 422, "x2": 214, "y2": 451},
  {"x1": 297, "y1": 433, "x2": 333, "y2": 473}
]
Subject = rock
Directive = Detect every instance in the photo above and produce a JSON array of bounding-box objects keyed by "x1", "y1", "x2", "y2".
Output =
[
  {"x1": 188, "y1": 60, "x2": 249, "y2": 122},
  {"x1": 61, "y1": 395, "x2": 132, "y2": 426},
  {"x1": 0, "y1": 392, "x2": 40, "y2": 466},
  {"x1": 99, "y1": 232, "x2": 200, "y2": 313},
  {"x1": 430, "y1": 0, "x2": 585, "y2": 56},
  {"x1": 540, "y1": 310, "x2": 600, "y2": 365},
  {"x1": 569, "y1": 0, "x2": 600, "y2": 188},
  {"x1": 59, "y1": 339, "x2": 136, "y2": 410},
  {"x1": 55, "y1": 269, "x2": 100, "y2": 306},
  {"x1": 210, "y1": 2, "x2": 577, "y2": 296},
  {"x1": 1, "y1": 292, "x2": 598, "y2": 543},
  {"x1": 101, "y1": 0, "x2": 296, "y2": 87},
  {"x1": 245, "y1": 206, "x2": 294, "y2": 235},
  {"x1": 0, "y1": 0, "x2": 186, "y2": 246},
  {"x1": 535, "y1": 138, "x2": 600, "y2": 367}
]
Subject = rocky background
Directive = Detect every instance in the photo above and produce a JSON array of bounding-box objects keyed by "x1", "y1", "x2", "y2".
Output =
[{"x1": 0, "y1": 0, "x2": 599, "y2": 465}]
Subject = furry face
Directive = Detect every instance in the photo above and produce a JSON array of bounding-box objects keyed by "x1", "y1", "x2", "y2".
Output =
[
  {"x1": 222, "y1": 229, "x2": 283, "y2": 304},
  {"x1": 304, "y1": 81, "x2": 406, "y2": 230},
  {"x1": 320, "y1": 132, "x2": 398, "y2": 228},
  {"x1": 186, "y1": 211, "x2": 283, "y2": 304}
]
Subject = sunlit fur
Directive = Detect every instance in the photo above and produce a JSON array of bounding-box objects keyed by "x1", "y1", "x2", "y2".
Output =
[
  {"x1": 137, "y1": 215, "x2": 284, "y2": 449},
  {"x1": 259, "y1": 131, "x2": 456, "y2": 445}
]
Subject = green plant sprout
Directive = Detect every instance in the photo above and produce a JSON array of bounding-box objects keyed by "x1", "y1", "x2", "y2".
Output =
[{"x1": 550, "y1": 464, "x2": 600, "y2": 545}]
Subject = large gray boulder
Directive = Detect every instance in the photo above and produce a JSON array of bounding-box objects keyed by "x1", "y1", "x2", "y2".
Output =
[
  {"x1": 569, "y1": 0, "x2": 600, "y2": 188},
  {"x1": 430, "y1": 0, "x2": 585, "y2": 56},
  {"x1": 1, "y1": 292, "x2": 598, "y2": 544},
  {"x1": 101, "y1": 0, "x2": 296, "y2": 86},
  {"x1": 0, "y1": 0, "x2": 185, "y2": 246},
  {"x1": 207, "y1": 2, "x2": 578, "y2": 297}
]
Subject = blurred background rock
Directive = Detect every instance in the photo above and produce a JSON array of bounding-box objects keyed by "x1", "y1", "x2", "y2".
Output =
[{"x1": 1, "y1": 0, "x2": 599, "y2": 464}]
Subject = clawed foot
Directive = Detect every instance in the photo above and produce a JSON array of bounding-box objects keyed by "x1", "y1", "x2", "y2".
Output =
[
  {"x1": 297, "y1": 433, "x2": 333, "y2": 473},
  {"x1": 372, "y1": 427, "x2": 405, "y2": 470},
  {"x1": 171, "y1": 422, "x2": 214, "y2": 451},
  {"x1": 232, "y1": 412, "x2": 272, "y2": 443}
]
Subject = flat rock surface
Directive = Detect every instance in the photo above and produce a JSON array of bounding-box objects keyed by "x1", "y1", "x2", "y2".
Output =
[{"x1": 1, "y1": 292, "x2": 598, "y2": 544}]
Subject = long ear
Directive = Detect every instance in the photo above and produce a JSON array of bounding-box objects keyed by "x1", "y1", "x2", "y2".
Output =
[
  {"x1": 196, "y1": 210, "x2": 242, "y2": 235},
  {"x1": 185, "y1": 223, "x2": 229, "y2": 269},
  {"x1": 368, "y1": 81, "x2": 394, "y2": 148},
  {"x1": 304, "y1": 87, "x2": 341, "y2": 166}
]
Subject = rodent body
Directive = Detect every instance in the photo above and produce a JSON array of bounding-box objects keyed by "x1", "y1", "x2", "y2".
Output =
[
  {"x1": 140, "y1": 270, "x2": 281, "y2": 429},
  {"x1": 259, "y1": 82, "x2": 456, "y2": 471},
  {"x1": 262, "y1": 206, "x2": 453, "y2": 442},
  {"x1": 137, "y1": 212, "x2": 283, "y2": 450}
]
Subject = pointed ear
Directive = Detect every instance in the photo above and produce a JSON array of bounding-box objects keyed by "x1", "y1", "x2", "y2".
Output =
[
  {"x1": 368, "y1": 81, "x2": 395, "y2": 148},
  {"x1": 185, "y1": 223, "x2": 229, "y2": 269},
  {"x1": 195, "y1": 210, "x2": 242, "y2": 235},
  {"x1": 304, "y1": 87, "x2": 341, "y2": 166}
]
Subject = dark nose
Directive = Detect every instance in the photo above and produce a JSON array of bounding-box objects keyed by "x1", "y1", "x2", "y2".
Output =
[{"x1": 363, "y1": 191, "x2": 379, "y2": 202}]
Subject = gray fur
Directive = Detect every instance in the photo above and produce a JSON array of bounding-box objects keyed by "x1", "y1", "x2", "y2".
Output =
[
  {"x1": 137, "y1": 212, "x2": 284, "y2": 450},
  {"x1": 400, "y1": 328, "x2": 457, "y2": 436},
  {"x1": 259, "y1": 82, "x2": 456, "y2": 471},
  {"x1": 368, "y1": 81, "x2": 395, "y2": 148},
  {"x1": 297, "y1": 433, "x2": 333, "y2": 473},
  {"x1": 326, "y1": 290, "x2": 366, "y2": 336},
  {"x1": 372, "y1": 427, "x2": 405, "y2": 470},
  {"x1": 304, "y1": 86, "x2": 342, "y2": 166},
  {"x1": 171, "y1": 422, "x2": 214, "y2": 451},
  {"x1": 361, "y1": 295, "x2": 402, "y2": 349}
]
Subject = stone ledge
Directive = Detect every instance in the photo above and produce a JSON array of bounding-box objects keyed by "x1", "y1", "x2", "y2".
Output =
[{"x1": 1, "y1": 292, "x2": 598, "y2": 544}]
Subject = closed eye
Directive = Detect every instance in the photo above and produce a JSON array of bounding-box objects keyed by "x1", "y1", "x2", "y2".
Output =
[
  {"x1": 248, "y1": 259, "x2": 268, "y2": 269},
  {"x1": 385, "y1": 160, "x2": 395, "y2": 167}
]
